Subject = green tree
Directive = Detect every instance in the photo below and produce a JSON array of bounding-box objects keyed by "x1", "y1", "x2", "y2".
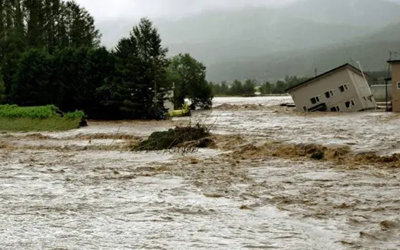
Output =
[
  {"x1": 24, "y1": 0, "x2": 45, "y2": 48},
  {"x1": 64, "y1": 1, "x2": 100, "y2": 48},
  {"x1": 230, "y1": 80, "x2": 243, "y2": 96},
  {"x1": 52, "y1": 46, "x2": 113, "y2": 116},
  {"x1": 168, "y1": 53, "x2": 213, "y2": 109},
  {"x1": 100, "y1": 18, "x2": 169, "y2": 119},
  {"x1": 10, "y1": 49, "x2": 55, "y2": 106},
  {"x1": 0, "y1": 71, "x2": 5, "y2": 103},
  {"x1": 242, "y1": 79, "x2": 256, "y2": 97},
  {"x1": 260, "y1": 81, "x2": 272, "y2": 95}
]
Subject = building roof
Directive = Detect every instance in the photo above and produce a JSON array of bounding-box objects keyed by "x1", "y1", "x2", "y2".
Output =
[
  {"x1": 286, "y1": 63, "x2": 367, "y2": 93},
  {"x1": 388, "y1": 60, "x2": 400, "y2": 64}
]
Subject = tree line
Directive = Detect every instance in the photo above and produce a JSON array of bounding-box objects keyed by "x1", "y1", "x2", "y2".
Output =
[
  {"x1": 0, "y1": 0, "x2": 212, "y2": 119},
  {"x1": 210, "y1": 76, "x2": 309, "y2": 97}
]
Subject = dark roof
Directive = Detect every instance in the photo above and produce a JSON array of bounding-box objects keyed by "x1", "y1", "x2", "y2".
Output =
[
  {"x1": 286, "y1": 63, "x2": 367, "y2": 93},
  {"x1": 388, "y1": 60, "x2": 400, "y2": 64}
]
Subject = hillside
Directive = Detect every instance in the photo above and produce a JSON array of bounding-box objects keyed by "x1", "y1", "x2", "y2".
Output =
[
  {"x1": 95, "y1": 0, "x2": 400, "y2": 82},
  {"x1": 207, "y1": 39, "x2": 400, "y2": 82},
  {"x1": 155, "y1": 8, "x2": 371, "y2": 63}
]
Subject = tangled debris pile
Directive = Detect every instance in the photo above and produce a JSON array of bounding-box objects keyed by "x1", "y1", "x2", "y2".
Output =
[{"x1": 133, "y1": 124, "x2": 214, "y2": 152}]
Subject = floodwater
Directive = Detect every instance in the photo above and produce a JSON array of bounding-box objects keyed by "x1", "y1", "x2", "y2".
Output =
[{"x1": 0, "y1": 96, "x2": 400, "y2": 249}]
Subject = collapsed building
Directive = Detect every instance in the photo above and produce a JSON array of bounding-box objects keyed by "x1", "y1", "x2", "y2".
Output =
[{"x1": 286, "y1": 63, "x2": 377, "y2": 112}]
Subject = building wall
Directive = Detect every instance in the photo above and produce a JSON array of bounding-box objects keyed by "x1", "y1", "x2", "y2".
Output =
[
  {"x1": 348, "y1": 71, "x2": 377, "y2": 110},
  {"x1": 289, "y1": 68, "x2": 375, "y2": 112},
  {"x1": 391, "y1": 63, "x2": 400, "y2": 112}
]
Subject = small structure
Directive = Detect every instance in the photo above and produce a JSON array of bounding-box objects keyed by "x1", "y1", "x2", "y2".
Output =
[
  {"x1": 387, "y1": 60, "x2": 400, "y2": 112},
  {"x1": 286, "y1": 63, "x2": 377, "y2": 112}
]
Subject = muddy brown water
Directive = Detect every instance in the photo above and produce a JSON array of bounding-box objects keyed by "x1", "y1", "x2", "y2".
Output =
[{"x1": 0, "y1": 96, "x2": 400, "y2": 249}]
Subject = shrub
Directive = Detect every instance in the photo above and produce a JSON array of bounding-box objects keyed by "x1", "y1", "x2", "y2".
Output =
[
  {"x1": 64, "y1": 110, "x2": 85, "y2": 120},
  {"x1": 0, "y1": 104, "x2": 61, "y2": 119}
]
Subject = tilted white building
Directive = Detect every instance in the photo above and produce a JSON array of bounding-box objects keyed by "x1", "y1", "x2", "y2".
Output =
[{"x1": 286, "y1": 63, "x2": 377, "y2": 112}]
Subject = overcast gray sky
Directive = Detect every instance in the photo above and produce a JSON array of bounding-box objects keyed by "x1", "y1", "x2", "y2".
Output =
[{"x1": 75, "y1": 0, "x2": 298, "y2": 21}]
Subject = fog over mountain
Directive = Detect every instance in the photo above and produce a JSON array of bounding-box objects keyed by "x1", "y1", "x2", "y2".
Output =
[{"x1": 78, "y1": 0, "x2": 400, "y2": 81}]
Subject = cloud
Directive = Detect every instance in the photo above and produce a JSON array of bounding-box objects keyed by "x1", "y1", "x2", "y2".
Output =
[{"x1": 76, "y1": 0, "x2": 297, "y2": 21}]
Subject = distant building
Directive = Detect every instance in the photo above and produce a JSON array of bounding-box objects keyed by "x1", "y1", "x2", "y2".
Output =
[
  {"x1": 286, "y1": 63, "x2": 377, "y2": 112},
  {"x1": 388, "y1": 60, "x2": 400, "y2": 112}
]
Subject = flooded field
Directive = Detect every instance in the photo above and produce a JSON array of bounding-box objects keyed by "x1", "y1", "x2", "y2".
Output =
[{"x1": 1, "y1": 96, "x2": 400, "y2": 249}]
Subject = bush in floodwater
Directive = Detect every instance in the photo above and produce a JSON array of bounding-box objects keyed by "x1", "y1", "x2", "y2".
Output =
[
  {"x1": 134, "y1": 124, "x2": 210, "y2": 151},
  {"x1": 311, "y1": 150, "x2": 325, "y2": 160}
]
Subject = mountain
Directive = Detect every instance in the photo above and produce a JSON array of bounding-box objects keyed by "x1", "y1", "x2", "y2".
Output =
[
  {"x1": 207, "y1": 22, "x2": 400, "y2": 82},
  {"x1": 207, "y1": 40, "x2": 400, "y2": 82},
  {"x1": 96, "y1": 0, "x2": 400, "y2": 81},
  {"x1": 155, "y1": 8, "x2": 370, "y2": 63}
]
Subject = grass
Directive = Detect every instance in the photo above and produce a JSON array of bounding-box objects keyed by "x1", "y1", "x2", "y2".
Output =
[
  {"x1": 0, "y1": 117, "x2": 83, "y2": 132},
  {"x1": 0, "y1": 105, "x2": 86, "y2": 132}
]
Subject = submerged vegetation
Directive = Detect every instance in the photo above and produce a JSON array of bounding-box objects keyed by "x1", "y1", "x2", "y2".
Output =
[
  {"x1": 0, "y1": 105, "x2": 85, "y2": 131},
  {"x1": 134, "y1": 124, "x2": 211, "y2": 152}
]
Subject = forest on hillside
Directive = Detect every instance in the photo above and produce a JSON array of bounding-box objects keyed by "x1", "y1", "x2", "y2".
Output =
[{"x1": 0, "y1": 0, "x2": 213, "y2": 119}]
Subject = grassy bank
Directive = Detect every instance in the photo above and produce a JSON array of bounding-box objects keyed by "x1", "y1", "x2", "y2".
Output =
[
  {"x1": 0, "y1": 117, "x2": 83, "y2": 132},
  {"x1": 0, "y1": 105, "x2": 85, "y2": 132}
]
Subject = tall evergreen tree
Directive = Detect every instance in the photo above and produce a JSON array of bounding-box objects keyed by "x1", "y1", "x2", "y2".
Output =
[
  {"x1": 0, "y1": 70, "x2": 5, "y2": 103},
  {"x1": 64, "y1": 0, "x2": 100, "y2": 48},
  {"x1": 24, "y1": 0, "x2": 45, "y2": 48},
  {"x1": 101, "y1": 18, "x2": 169, "y2": 119}
]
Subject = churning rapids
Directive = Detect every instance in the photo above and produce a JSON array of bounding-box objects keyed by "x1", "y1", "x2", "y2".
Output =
[{"x1": 1, "y1": 96, "x2": 400, "y2": 249}]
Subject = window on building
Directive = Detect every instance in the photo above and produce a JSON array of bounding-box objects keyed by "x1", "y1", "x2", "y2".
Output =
[
  {"x1": 345, "y1": 100, "x2": 355, "y2": 109},
  {"x1": 325, "y1": 90, "x2": 334, "y2": 99},
  {"x1": 310, "y1": 96, "x2": 320, "y2": 104},
  {"x1": 311, "y1": 97, "x2": 317, "y2": 104},
  {"x1": 325, "y1": 91, "x2": 330, "y2": 98},
  {"x1": 331, "y1": 107, "x2": 338, "y2": 112},
  {"x1": 397, "y1": 82, "x2": 400, "y2": 89},
  {"x1": 339, "y1": 84, "x2": 349, "y2": 92}
]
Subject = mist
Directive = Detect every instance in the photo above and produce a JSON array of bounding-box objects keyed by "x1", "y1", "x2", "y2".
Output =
[{"x1": 76, "y1": 0, "x2": 400, "y2": 81}]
